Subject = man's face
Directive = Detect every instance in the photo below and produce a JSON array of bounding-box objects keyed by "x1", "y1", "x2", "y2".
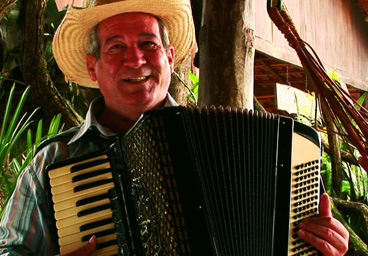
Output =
[{"x1": 86, "y1": 13, "x2": 174, "y2": 118}]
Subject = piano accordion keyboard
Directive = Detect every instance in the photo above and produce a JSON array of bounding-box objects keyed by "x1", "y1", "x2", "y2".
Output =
[{"x1": 48, "y1": 154, "x2": 119, "y2": 256}]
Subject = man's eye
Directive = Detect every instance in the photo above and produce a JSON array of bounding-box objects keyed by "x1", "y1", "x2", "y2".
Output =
[
  {"x1": 141, "y1": 41, "x2": 157, "y2": 50},
  {"x1": 105, "y1": 44, "x2": 124, "y2": 54},
  {"x1": 110, "y1": 44, "x2": 123, "y2": 49}
]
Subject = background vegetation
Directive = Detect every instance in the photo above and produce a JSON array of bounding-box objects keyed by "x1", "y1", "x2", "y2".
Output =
[{"x1": 1, "y1": 0, "x2": 368, "y2": 255}]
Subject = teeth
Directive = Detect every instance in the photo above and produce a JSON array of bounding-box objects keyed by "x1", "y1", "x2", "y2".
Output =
[{"x1": 125, "y1": 76, "x2": 148, "y2": 82}]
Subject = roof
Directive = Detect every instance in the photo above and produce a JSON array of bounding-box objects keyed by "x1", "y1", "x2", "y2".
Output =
[{"x1": 254, "y1": 51, "x2": 363, "y2": 114}]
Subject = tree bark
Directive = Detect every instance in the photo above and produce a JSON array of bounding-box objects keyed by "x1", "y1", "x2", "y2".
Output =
[
  {"x1": 199, "y1": 0, "x2": 255, "y2": 109},
  {"x1": 321, "y1": 103, "x2": 343, "y2": 197},
  {"x1": 0, "y1": 0, "x2": 17, "y2": 21},
  {"x1": 20, "y1": 0, "x2": 82, "y2": 129},
  {"x1": 322, "y1": 137, "x2": 359, "y2": 166},
  {"x1": 169, "y1": 57, "x2": 195, "y2": 106}
]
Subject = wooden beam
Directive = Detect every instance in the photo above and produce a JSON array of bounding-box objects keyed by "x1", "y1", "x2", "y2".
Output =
[{"x1": 255, "y1": 37, "x2": 368, "y2": 91}]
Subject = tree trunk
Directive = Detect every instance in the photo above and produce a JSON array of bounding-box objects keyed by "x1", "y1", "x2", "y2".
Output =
[
  {"x1": 332, "y1": 198, "x2": 368, "y2": 255},
  {"x1": 169, "y1": 57, "x2": 195, "y2": 106},
  {"x1": 322, "y1": 137, "x2": 359, "y2": 166},
  {"x1": 321, "y1": 102, "x2": 343, "y2": 197},
  {"x1": 0, "y1": 0, "x2": 17, "y2": 21},
  {"x1": 20, "y1": 0, "x2": 82, "y2": 129},
  {"x1": 199, "y1": 0, "x2": 255, "y2": 109}
]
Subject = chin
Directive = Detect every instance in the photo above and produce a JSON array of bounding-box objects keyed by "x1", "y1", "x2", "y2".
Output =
[{"x1": 126, "y1": 98, "x2": 160, "y2": 111}]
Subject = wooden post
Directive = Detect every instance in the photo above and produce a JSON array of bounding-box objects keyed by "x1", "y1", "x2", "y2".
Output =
[
  {"x1": 169, "y1": 57, "x2": 194, "y2": 106},
  {"x1": 199, "y1": 0, "x2": 255, "y2": 110}
]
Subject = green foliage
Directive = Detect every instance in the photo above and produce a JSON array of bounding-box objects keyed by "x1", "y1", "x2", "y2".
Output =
[
  {"x1": 188, "y1": 71, "x2": 199, "y2": 102},
  {"x1": 0, "y1": 0, "x2": 90, "y2": 115},
  {"x1": 0, "y1": 85, "x2": 38, "y2": 209},
  {"x1": 355, "y1": 92, "x2": 366, "y2": 110},
  {"x1": 320, "y1": 135, "x2": 368, "y2": 246},
  {"x1": 294, "y1": 80, "x2": 368, "y2": 248},
  {"x1": 0, "y1": 84, "x2": 62, "y2": 216}
]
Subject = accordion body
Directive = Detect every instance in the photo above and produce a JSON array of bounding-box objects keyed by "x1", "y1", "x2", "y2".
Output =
[{"x1": 47, "y1": 106, "x2": 322, "y2": 256}]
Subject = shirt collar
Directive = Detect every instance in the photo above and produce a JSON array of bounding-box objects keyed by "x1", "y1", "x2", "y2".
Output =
[{"x1": 68, "y1": 94, "x2": 178, "y2": 145}]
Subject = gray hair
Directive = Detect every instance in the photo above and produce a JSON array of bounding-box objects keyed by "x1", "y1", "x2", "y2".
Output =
[{"x1": 87, "y1": 16, "x2": 170, "y2": 59}]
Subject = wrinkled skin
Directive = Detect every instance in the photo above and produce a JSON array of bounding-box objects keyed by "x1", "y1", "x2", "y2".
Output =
[
  {"x1": 86, "y1": 12, "x2": 174, "y2": 133},
  {"x1": 298, "y1": 193, "x2": 349, "y2": 256}
]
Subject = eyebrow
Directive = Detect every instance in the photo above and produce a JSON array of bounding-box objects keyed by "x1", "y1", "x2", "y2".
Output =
[{"x1": 104, "y1": 32, "x2": 161, "y2": 45}]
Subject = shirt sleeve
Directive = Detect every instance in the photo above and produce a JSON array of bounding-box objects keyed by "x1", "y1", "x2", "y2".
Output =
[{"x1": 0, "y1": 146, "x2": 60, "y2": 256}]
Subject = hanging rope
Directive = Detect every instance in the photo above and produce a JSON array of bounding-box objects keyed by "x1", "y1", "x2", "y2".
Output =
[{"x1": 267, "y1": 0, "x2": 368, "y2": 171}]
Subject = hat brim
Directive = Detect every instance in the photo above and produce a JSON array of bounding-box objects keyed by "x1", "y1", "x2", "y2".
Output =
[{"x1": 52, "y1": 0, "x2": 196, "y2": 88}]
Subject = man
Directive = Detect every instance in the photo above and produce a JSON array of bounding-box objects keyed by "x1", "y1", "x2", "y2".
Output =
[{"x1": 0, "y1": 0, "x2": 349, "y2": 255}]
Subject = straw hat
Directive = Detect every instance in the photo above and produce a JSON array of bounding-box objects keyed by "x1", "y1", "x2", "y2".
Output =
[{"x1": 52, "y1": 0, "x2": 196, "y2": 88}]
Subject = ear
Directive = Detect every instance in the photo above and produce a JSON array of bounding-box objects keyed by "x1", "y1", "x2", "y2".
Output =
[
  {"x1": 86, "y1": 54, "x2": 98, "y2": 81},
  {"x1": 166, "y1": 45, "x2": 175, "y2": 73}
]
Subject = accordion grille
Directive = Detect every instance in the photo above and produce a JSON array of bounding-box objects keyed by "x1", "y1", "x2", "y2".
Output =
[
  {"x1": 183, "y1": 107, "x2": 278, "y2": 255},
  {"x1": 121, "y1": 116, "x2": 190, "y2": 255}
]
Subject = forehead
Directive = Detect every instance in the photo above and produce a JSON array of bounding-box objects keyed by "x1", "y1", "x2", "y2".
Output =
[{"x1": 97, "y1": 12, "x2": 161, "y2": 38}]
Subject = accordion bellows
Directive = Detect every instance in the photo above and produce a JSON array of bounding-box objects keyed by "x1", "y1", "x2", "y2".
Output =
[{"x1": 47, "y1": 106, "x2": 322, "y2": 256}]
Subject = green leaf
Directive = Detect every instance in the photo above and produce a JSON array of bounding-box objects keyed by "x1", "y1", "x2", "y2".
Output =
[
  {"x1": 48, "y1": 113, "x2": 62, "y2": 136},
  {"x1": 355, "y1": 92, "x2": 367, "y2": 110},
  {"x1": 0, "y1": 85, "x2": 15, "y2": 144},
  {"x1": 26, "y1": 129, "x2": 32, "y2": 154},
  {"x1": 3, "y1": 86, "x2": 31, "y2": 143},
  {"x1": 35, "y1": 119, "x2": 43, "y2": 146},
  {"x1": 188, "y1": 71, "x2": 199, "y2": 85}
]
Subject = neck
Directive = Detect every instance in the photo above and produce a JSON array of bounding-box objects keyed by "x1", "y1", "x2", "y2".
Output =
[
  {"x1": 97, "y1": 107, "x2": 141, "y2": 133},
  {"x1": 97, "y1": 99, "x2": 166, "y2": 133}
]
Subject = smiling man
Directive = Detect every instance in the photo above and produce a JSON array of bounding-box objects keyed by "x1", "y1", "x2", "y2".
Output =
[
  {"x1": 86, "y1": 13, "x2": 175, "y2": 133},
  {"x1": 0, "y1": 1, "x2": 195, "y2": 255},
  {"x1": 0, "y1": 0, "x2": 349, "y2": 255}
]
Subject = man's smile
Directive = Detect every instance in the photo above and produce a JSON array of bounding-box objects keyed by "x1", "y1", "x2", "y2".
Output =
[{"x1": 123, "y1": 76, "x2": 150, "y2": 82}]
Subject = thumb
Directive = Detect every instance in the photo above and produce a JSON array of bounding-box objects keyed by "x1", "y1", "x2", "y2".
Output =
[
  {"x1": 80, "y1": 235, "x2": 98, "y2": 255},
  {"x1": 58, "y1": 235, "x2": 98, "y2": 256},
  {"x1": 318, "y1": 193, "x2": 332, "y2": 217},
  {"x1": 84, "y1": 235, "x2": 98, "y2": 254}
]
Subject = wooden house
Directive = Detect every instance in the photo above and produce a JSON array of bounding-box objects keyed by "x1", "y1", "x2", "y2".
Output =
[{"x1": 254, "y1": 0, "x2": 368, "y2": 112}]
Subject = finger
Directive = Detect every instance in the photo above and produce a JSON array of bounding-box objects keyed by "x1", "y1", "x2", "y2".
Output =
[
  {"x1": 299, "y1": 220, "x2": 348, "y2": 252},
  {"x1": 57, "y1": 235, "x2": 97, "y2": 256},
  {"x1": 319, "y1": 193, "x2": 331, "y2": 217},
  {"x1": 81, "y1": 235, "x2": 98, "y2": 255},
  {"x1": 302, "y1": 217, "x2": 349, "y2": 240},
  {"x1": 298, "y1": 229, "x2": 343, "y2": 256}
]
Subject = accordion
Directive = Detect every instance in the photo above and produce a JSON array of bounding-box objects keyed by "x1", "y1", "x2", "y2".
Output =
[{"x1": 46, "y1": 106, "x2": 322, "y2": 256}]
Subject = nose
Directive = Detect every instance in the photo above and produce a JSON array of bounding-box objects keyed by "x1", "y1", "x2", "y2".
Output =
[{"x1": 123, "y1": 46, "x2": 146, "y2": 68}]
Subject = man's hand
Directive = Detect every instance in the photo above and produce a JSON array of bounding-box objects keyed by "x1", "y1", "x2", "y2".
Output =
[
  {"x1": 56, "y1": 235, "x2": 97, "y2": 256},
  {"x1": 298, "y1": 193, "x2": 349, "y2": 256}
]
